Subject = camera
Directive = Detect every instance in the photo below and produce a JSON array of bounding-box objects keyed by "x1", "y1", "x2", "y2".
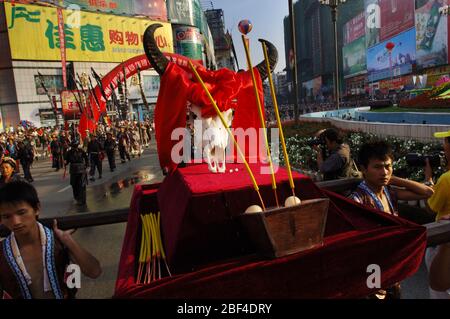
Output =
[
  {"x1": 406, "y1": 152, "x2": 444, "y2": 168},
  {"x1": 307, "y1": 135, "x2": 326, "y2": 147}
]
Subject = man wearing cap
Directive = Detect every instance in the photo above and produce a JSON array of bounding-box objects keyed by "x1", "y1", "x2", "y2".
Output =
[{"x1": 424, "y1": 130, "x2": 450, "y2": 298}]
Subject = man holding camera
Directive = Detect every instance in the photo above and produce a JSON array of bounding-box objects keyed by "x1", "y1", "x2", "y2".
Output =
[
  {"x1": 312, "y1": 128, "x2": 352, "y2": 181},
  {"x1": 424, "y1": 132, "x2": 450, "y2": 298}
]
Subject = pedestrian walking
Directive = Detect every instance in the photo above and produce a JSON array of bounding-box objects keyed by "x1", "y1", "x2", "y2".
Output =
[
  {"x1": 104, "y1": 132, "x2": 117, "y2": 172},
  {"x1": 64, "y1": 141, "x2": 89, "y2": 206}
]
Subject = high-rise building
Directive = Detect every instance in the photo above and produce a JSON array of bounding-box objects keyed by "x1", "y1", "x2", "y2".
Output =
[{"x1": 204, "y1": 8, "x2": 236, "y2": 71}]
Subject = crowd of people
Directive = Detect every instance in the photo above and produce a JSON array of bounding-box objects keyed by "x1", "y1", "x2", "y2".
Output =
[{"x1": 0, "y1": 119, "x2": 154, "y2": 206}]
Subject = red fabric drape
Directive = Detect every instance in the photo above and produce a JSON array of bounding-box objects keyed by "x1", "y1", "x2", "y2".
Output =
[
  {"x1": 154, "y1": 63, "x2": 265, "y2": 173},
  {"x1": 114, "y1": 163, "x2": 426, "y2": 299}
]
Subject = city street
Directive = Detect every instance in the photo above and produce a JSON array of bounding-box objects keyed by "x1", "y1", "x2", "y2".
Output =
[{"x1": 27, "y1": 141, "x2": 164, "y2": 298}]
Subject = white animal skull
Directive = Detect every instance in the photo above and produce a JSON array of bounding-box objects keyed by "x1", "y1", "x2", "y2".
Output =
[{"x1": 192, "y1": 105, "x2": 233, "y2": 173}]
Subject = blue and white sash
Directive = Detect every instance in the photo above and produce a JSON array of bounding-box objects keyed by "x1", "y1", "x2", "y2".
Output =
[
  {"x1": 2, "y1": 222, "x2": 64, "y2": 299},
  {"x1": 357, "y1": 181, "x2": 395, "y2": 215}
]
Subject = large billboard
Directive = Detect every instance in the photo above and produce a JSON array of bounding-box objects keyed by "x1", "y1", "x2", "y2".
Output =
[
  {"x1": 367, "y1": 28, "x2": 416, "y2": 82},
  {"x1": 415, "y1": 0, "x2": 448, "y2": 68},
  {"x1": 40, "y1": 0, "x2": 168, "y2": 20},
  {"x1": 343, "y1": 11, "x2": 365, "y2": 45},
  {"x1": 343, "y1": 36, "x2": 367, "y2": 78},
  {"x1": 166, "y1": 0, "x2": 204, "y2": 30},
  {"x1": 5, "y1": 2, "x2": 173, "y2": 63},
  {"x1": 365, "y1": 0, "x2": 381, "y2": 48},
  {"x1": 379, "y1": 0, "x2": 415, "y2": 41},
  {"x1": 365, "y1": 0, "x2": 415, "y2": 48},
  {"x1": 173, "y1": 26, "x2": 203, "y2": 62}
]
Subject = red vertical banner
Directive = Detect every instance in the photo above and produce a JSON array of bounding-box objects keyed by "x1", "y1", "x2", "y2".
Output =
[{"x1": 57, "y1": 8, "x2": 67, "y2": 88}]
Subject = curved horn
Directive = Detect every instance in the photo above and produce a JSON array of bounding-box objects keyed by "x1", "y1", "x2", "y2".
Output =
[
  {"x1": 143, "y1": 24, "x2": 169, "y2": 76},
  {"x1": 256, "y1": 39, "x2": 278, "y2": 80}
]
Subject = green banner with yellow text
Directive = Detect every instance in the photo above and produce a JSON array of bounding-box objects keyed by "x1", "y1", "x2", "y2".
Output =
[{"x1": 5, "y1": 2, "x2": 173, "y2": 63}]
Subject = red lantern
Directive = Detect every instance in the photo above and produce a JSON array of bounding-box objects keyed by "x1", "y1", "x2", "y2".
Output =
[{"x1": 385, "y1": 42, "x2": 395, "y2": 51}]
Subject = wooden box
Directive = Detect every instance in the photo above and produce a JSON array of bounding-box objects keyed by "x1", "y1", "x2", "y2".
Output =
[{"x1": 239, "y1": 198, "x2": 329, "y2": 258}]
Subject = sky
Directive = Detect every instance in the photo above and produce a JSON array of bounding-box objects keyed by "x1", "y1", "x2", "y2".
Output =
[{"x1": 211, "y1": 0, "x2": 289, "y2": 73}]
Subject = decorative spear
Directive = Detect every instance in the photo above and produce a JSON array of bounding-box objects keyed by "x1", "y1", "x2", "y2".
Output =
[
  {"x1": 76, "y1": 73, "x2": 94, "y2": 120},
  {"x1": 239, "y1": 20, "x2": 280, "y2": 208},
  {"x1": 261, "y1": 41, "x2": 300, "y2": 206},
  {"x1": 109, "y1": 83, "x2": 121, "y2": 120},
  {"x1": 137, "y1": 66, "x2": 150, "y2": 112}
]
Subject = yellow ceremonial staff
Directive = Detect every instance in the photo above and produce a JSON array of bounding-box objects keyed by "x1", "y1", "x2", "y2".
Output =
[
  {"x1": 261, "y1": 41, "x2": 296, "y2": 198},
  {"x1": 242, "y1": 35, "x2": 280, "y2": 208},
  {"x1": 188, "y1": 61, "x2": 266, "y2": 211}
]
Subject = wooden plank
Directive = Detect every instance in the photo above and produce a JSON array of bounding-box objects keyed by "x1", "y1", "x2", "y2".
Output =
[
  {"x1": 0, "y1": 208, "x2": 129, "y2": 238},
  {"x1": 317, "y1": 178, "x2": 361, "y2": 194}
]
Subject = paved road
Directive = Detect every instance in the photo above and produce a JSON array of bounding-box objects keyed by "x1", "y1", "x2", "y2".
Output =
[
  {"x1": 27, "y1": 141, "x2": 164, "y2": 298},
  {"x1": 11, "y1": 141, "x2": 433, "y2": 298}
]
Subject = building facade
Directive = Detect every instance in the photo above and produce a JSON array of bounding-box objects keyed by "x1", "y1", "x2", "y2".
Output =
[
  {"x1": 285, "y1": 0, "x2": 450, "y2": 106},
  {"x1": 0, "y1": 0, "x2": 220, "y2": 130}
]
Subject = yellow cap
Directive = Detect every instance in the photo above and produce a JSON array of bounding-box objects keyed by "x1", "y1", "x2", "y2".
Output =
[{"x1": 434, "y1": 130, "x2": 450, "y2": 138}]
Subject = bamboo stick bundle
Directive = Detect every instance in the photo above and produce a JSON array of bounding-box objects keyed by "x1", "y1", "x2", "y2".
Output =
[{"x1": 137, "y1": 212, "x2": 172, "y2": 284}]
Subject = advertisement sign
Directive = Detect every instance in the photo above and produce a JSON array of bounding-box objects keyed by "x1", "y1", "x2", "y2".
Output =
[
  {"x1": 167, "y1": 0, "x2": 194, "y2": 26},
  {"x1": 365, "y1": 0, "x2": 415, "y2": 47},
  {"x1": 425, "y1": 64, "x2": 450, "y2": 85},
  {"x1": 63, "y1": 0, "x2": 133, "y2": 15},
  {"x1": 415, "y1": 0, "x2": 448, "y2": 69},
  {"x1": 39, "y1": 0, "x2": 168, "y2": 19},
  {"x1": 379, "y1": 75, "x2": 413, "y2": 91},
  {"x1": 61, "y1": 90, "x2": 82, "y2": 120},
  {"x1": 343, "y1": 11, "x2": 365, "y2": 45},
  {"x1": 379, "y1": 0, "x2": 415, "y2": 41},
  {"x1": 34, "y1": 75, "x2": 64, "y2": 95},
  {"x1": 365, "y1": 0, "x2": 381, "y2": 48},
  {"x1": 5, "y1": 2, "x2": 173, "y2": 63},
  {"x1": 167, "y1": 0, "x2": 204, "y2": 29},
  {"x1": 343, "y1": 36, "x2": 367, "y2": 78},
  {"x1": 367, "y1": 28, "x2": 416, "y2": 82},
  {"x1": 174, "y1": 26, "x2": 203, "y2": 61},
  {"x1": 133, "y1": 0, "x2": 167, "y2": 20}
]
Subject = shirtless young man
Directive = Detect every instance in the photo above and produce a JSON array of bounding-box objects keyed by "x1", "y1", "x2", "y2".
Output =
[
  {"x1": 0, "y1": 181, "x2": 101, "y2": 299},
  {"x1": 349, "y1": 140, "x2": 434, "y2": 216}
]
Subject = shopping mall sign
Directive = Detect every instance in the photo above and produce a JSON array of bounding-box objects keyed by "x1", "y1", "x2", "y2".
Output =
[{"x1": 4, "y1": 2, "x2": 173, "y2": 62}]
